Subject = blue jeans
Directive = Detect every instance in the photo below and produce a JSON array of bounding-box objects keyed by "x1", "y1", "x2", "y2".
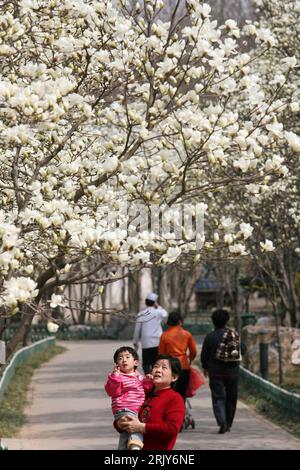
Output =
[{"x1": 114, "y1": 408, "x2": 143, "y2": 450}]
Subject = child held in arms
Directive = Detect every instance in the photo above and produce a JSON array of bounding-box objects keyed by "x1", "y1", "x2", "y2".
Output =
[{"x1": 105, "y1": 346, "x2": 153, "y2": 450}]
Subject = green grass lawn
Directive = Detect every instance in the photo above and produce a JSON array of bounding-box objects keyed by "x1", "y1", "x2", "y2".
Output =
[
  {"x1": 0, "y1": 345, "x2": 65, "y2": 437},
  {"x1": 269, "y1": 368, "x2": 300, "y2": 395},
  {"x1": 238, "y1": 380, "x2": 300, "y2": 439}
]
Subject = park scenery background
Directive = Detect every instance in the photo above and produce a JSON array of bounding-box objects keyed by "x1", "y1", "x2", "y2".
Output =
[{"x1": 0, "y1": 0, "x2": 300, "y2": 451}]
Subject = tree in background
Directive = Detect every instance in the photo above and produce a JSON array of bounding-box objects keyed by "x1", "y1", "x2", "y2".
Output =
[{"x1": 0, "y1": 0, "x2": 297, "y2": 357}]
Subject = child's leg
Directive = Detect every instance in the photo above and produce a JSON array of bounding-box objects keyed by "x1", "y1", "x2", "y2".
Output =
[
  {"x1": 127, "y1": 431, "x2": 143, "y2": 450},
  {"x1": 114, "y1": 409, "x2": 143, "y2": 450},
  {"x1": 117, "y1": 432, "x2": 129, "y2": 450}
]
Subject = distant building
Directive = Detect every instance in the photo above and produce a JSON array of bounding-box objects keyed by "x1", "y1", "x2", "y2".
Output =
[{"x1": 195, "y1": 270, "x2": 221, "y2": 311}]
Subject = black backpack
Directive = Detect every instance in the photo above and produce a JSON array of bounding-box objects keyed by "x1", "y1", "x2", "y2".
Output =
[{"x1": 216, "y1": 328, "x2": 241, "y2": 362}]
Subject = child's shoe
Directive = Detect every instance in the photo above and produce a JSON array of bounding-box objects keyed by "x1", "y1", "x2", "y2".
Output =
[{"x1": 128, "y1": 439, "x2": 143, "y2": 450}]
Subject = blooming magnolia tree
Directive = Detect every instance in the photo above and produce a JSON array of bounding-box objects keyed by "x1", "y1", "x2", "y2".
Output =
[
  {"x1": 222, "y1": 0, "x2": 300, "y2": 327},
  {"x1": 0, "y1": 0, "x2": 297, "y2": 355},
  {"x1": 199, "y1": 0, "x2": 300, "y2": 328}
]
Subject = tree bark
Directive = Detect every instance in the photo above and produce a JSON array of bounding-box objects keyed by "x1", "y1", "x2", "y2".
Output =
[
  {"x1": 6, "y1": 304, "x2": 36, "y2": 359},
  {"x1": 128, "y1": 271, "x2": 141, "y2": 313}
]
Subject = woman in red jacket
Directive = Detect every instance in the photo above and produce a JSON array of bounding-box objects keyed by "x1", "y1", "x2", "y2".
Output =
[{"x1": 118, "y1": 355, "x2": 185, "y2": 450}]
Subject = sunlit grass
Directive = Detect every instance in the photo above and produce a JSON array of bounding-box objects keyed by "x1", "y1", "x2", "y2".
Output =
[
  {"x1": 0, "y1": 345, "x2": 66, "y2": 437},
  {"x1": 239, "y1": 380, "x2": 300, "y2": 439}
]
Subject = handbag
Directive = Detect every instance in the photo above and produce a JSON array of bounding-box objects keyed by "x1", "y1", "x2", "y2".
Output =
[{"x1": 185, "y1": 366, "x2": 206, "y2": 398}]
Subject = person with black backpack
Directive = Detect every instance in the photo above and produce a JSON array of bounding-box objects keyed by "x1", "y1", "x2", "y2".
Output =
[{"x1": 200, "y1": 309, "x2": 244, "y2": 434}]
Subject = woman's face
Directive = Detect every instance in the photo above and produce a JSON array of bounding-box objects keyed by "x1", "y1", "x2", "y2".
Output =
[{"x1": 152, "y1": 359, "x2": 178, "y2": 390}]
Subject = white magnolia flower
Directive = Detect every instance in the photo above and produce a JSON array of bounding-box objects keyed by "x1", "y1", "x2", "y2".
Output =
[
  {"x1": 238, "y1": 223, "x2": 254, "y2": 240},
  {"x1": 102, "y1": 156, "x2": 119, "y2": 173},
  {"x1": 132, "y1": 252, "x2": 150, "y2": 265},
  {"x1": 50, "y1": 294, "x2": 65, "y2": 309},
  {"x1": 24, "y1": 265, "x2": 34, "y2": 274},
  {"x1": 260, "y1": 240, "x2": 275, "y2": 252},
  {"x1": 47, "y1": 322, "x2": 59, "y2": 334},
  {"x1": 220, "y1": 216, "x2": 235, "y2": 232},
  {"x1": 224, "y1": 233, "x2": 234, "y2": 245},
  {"x1": 255, "y1": 28, "x2": 276, "y2": 47},
  {"x1": 265, "y1": 154, "x2": 284, "y2": 172},
  {"x1": 233, "y1": 157, "x2": 251, "y2": 173},
  {"x1": 285, "y1": 132, "x2": 300, "y2": 152},
  {"x1": 160, "y1": 246, "x2": 181, "y2": 264},
  {"x1": 281, "y1": 56, "x2": 297, "y2": 70},
  {"x1": 1, "y1": 277, "x2": 38, "y2": 306},
  {"x1": 245, "y1": 183, "x2": 260, "y2": 196},
  {"x1": 229, "y1": 243, "x2": 248, "y2": 256},
  {"x1": 290, "y1": 102, "x2": 300, "y2": 113},
  {"x1": 213, "y1": 232, "x2": 220, "y2": 243},
  {"x1": 266, "y1": 122, "x2": 283, "y2": 137}
]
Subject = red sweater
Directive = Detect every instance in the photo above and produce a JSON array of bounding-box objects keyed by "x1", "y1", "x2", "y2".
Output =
[{"x1": 140, "y1": 388, "x2": 185, "y2": 450}]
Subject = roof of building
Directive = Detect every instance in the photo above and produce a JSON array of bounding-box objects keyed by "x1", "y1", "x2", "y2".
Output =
[{"x1": 195, "y1": 271, "x2": 221, "y2": 292}]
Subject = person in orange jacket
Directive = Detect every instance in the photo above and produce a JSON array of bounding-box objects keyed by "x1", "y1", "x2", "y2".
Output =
[{"x1": 158, "y1": 311, "x2": 197, "y2": 401}]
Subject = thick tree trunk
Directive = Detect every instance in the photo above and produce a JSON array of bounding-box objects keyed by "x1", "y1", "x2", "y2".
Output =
[
  {"x1": 273, "y1": 301, "x2": 285, "y2": 385},
  {"x1": 159, "y1": 268, "x2": 170, "y2": 312},
  {"x1": 128, "y1": 271, "x2": 141, "y2": 313},
  {"x1": 121, "y1": 268, "x2": 127, "y2": 311},
  {"x1": 0, "y1": 318, "x2": 9, "y2": 340},
  {"x1": 6, "y1": 304, "x2": 36, "y2": 359}
]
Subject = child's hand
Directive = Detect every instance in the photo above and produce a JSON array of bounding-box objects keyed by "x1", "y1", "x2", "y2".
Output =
[
  {"x1": 145, "y1": 373, "x2": 153, "y2": 381},
  {"x1": 112, "y1": 365, "x2": 120, "y2": 376}
]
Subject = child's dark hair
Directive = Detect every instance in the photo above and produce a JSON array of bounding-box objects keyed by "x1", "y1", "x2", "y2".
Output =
[
  {"x1": 145, "y1": 299, "x2": 155, "y2": 307},
  {"x1": 153, "y1": 354, "x2": 182, "y2": 388},
  {"x1": 212, "y1": 309, "x2": 230, "y2": 328},
  {"x1": 113, "y1": 346, "x2": 139, "y2": 369}
]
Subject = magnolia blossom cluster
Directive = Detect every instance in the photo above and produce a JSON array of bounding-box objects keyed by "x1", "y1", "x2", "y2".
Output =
[
  {"x1": 0, "y1": 0, "x2": 298, "y2": 314},
  {"x1": 0, "y1": 277, "x2": 38, "y2": 313},
  {"x1": 243, "y1": 0, "x2": 300, "y2": 255},
  {"x1": 253, "y1": 0, "x2": 300, "y2": 136}
]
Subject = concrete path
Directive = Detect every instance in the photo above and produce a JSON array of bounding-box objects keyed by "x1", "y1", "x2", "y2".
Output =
[{"x1": 3, "y1": 340, "x2": 300, "y2": 450}]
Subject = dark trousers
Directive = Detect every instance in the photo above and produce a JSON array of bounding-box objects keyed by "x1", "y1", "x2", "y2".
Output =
[
  {"x1": 175, "y1": 369, "x2": 190, "y2": 401},
  {"x1": 142, "y1": 347, "x2": 158, "y2": 374},
  {"x1": 209, "y1": 374, "x2": 239, "y2": 428}
]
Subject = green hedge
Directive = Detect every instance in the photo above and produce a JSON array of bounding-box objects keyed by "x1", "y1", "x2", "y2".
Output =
[
  {"x1": 3, "y1": 321, "x2": 212, "y2": 342},
  {"x1": 2, "y1": 323, "x2": 118, "y2": 342},
  {"x1": 240, "y1": 366, "x2": 300, "y2": 417}
]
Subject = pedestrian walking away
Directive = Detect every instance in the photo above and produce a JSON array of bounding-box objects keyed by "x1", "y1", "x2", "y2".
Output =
[
  {"x1": 117, "y1": 355, "x2": 185, "y2": 450},
  {"x1": 133, "y1": 293, "x2": 168, "y2": 374},
  {"x1": 158, "y1": 311, "x2": 197, "y2": 402},
  {"x1": 200, "y1": 309, "x2": 244, "y2": 434},
  {"x1": 104, "y1": 346, "x2": 153, "y2": 450}
]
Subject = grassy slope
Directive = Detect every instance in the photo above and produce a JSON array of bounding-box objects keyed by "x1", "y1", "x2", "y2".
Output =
[
  {"x1": 238, "y1": 381, "x2": 300, "y2": 439},
  {"x1": 0, "y1": 345, "x2": 66, "y2": 437}
]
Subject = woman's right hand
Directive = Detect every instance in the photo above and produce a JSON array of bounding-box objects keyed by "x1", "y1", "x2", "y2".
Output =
[
  {"x1": 118, "y1": 415, "x2": 145, "y2": 434},
  {"x1": 118, "y1": 415, "x2": 132, "y2": 430}
]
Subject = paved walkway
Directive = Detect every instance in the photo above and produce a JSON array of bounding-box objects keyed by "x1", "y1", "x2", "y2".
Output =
[{"x1": 3, "y1": 340, "x2": 300, "y2": 450}]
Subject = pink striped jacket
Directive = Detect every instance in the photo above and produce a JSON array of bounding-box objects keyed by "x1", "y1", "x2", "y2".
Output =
[{"x1": 105, "y1": 371, "x2": 153, "y2": 415}]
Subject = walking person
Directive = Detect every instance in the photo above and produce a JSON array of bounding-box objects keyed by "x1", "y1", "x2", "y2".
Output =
[
  {"x1": 117, "y1": 355, "x2": 185, "y2": 450},
  {"x1": 104, "y1": 346, "x2": 153, "y2": 450},
  {"x1": 158, "y1": 311, "x2": 197, "y2": 402},
  {"x1": 133, "y1": 293, "x2": 168, "y2": 374},
  {"x1": 200, "y1": 309, "x2": 242, "y2": 434}
]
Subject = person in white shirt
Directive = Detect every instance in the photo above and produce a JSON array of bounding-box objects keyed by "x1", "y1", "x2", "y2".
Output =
[{"x1": 133, "y1": 293, "x2": 168, "y2": 374}]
